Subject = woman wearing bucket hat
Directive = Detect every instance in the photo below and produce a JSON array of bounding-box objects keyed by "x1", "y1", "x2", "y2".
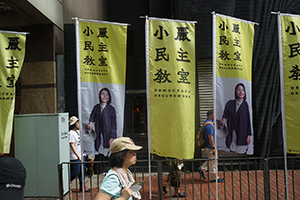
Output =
[
  {"x1": 95, "y1": 137, "x2": 143, "y2": 200},
  {"x1": 69, "y1": 116, "x2": 90, "y2": 192}
]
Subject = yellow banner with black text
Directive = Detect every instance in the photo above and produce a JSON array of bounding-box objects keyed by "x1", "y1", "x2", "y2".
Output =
[
  {"x1": 77, "y1": 19, "x2": 127, "y2": 155},
  {"x1": 0, "y1": 31, "x2": 26, "y2": 153},
  {"x1": 79, "y1": 21, "x2": 127, "y2": 85},
  {"x1": 148, "y1": 18, "x2": 196, "y2": 159},
  {"x1": 215, "y1": 14, "x2": 255, "y2": 155},
  {"x1": 280, "y1": 14, "x2": 300, "y2": 154}
]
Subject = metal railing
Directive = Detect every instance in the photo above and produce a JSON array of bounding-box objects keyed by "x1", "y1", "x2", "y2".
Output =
[{"x1": 58, "y1": 156, "x2": 300, "y2": 200}]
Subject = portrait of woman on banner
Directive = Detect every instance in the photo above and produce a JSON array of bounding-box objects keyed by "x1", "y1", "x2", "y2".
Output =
[
  {"x1": 219, "y1": 83, "x2": 252, "y2": 154},
  {"x1": 88, "y1": 87, "x2": 117, "y2": 156}
]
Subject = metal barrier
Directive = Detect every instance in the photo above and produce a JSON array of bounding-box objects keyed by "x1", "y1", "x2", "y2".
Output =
[{"x1": 58, "y1": 156, "x2": 300, "y2": 200}]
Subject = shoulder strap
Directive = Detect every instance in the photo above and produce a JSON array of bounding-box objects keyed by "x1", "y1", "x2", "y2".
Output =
[
  {"x1": 106, "y1": 173, "x2": 123, "y2": 188},
  {"x1": 203, "y1": 121, "x2": 214, "y2": 127}
]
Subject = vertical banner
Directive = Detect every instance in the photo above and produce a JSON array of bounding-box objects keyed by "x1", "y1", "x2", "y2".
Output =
[
  {"x1": 76, "y1": 19, "x2": 128, "y2": 156},
  {"x1": 147, "y1": 17, "x2": 196, "y2": 159},
  {"x1": 0, "y1": 31, "x2": 27, "y2": 153},
  {"x1": 279, "y1": 13, "x2": 300, "y2": 154},
  {"x1": 214, "y1": 13, "x2": 255, "y2": 155}
]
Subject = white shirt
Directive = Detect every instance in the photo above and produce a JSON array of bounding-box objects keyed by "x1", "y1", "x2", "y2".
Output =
[{"x1": 69, "y1": 130, "x2": 81, "y2": 160}]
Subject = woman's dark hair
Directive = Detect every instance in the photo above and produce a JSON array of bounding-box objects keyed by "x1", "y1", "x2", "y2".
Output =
[
  {"x1": 109, "y1": 149, "x2": 128, "y2": 168},
  {"x1": 69, "y1": 124, "x2": 76, "y2": 131},
  {"x1": 98, "y1": 88, "x2": 112, "y2": 104},
  {"x1": 234, "y1": 83, "x2": 246, "y2": 100}
]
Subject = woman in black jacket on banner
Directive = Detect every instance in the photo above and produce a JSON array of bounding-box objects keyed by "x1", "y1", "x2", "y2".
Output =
[{"x1": 220, "y1": 83, "x2": 252, "y2": 154}]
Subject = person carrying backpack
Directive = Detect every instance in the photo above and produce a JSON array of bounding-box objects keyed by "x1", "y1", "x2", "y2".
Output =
[{"x1": 198, "y1": 109, "x2": 224, "y2": 183}]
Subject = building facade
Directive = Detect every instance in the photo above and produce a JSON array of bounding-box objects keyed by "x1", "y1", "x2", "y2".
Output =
[{"x1": 2, "y1": 0, "x2": 300, "y2": 158}]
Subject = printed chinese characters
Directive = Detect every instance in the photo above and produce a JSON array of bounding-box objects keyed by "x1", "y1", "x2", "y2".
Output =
[
  {"x1": 217, "y1": 20, "x2": 243, "y2": 70},
  {"x1": 81, "y1": 25, "x2": 110, "y2": 76},
  {"x1": 152, "y1": 25, "x2": 192, "y2": 86},
  {"x1": 0, "y1": 37, "x2": 21, "y2": 92},
  {"x1": 285, "y1": 20, "x2": 300, "y2": 95}
]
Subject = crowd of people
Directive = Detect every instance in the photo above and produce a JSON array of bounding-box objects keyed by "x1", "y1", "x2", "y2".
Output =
[{"x1": 68, "y1": 106, "x2": 228, "y2": 199}]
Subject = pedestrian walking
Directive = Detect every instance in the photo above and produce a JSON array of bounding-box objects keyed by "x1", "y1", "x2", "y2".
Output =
[{"x1": 198, "y1": 109, "x2": 224, "y2": 182}]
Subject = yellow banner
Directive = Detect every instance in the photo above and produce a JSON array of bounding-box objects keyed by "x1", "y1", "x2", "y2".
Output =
[
  {"x1": 216, "y1": 15, "x2": 254, "y2": 81},
  {"x1": 79, "y1": 21, "x2": 127, "y2": 84},
  {"x1": 0, "y1": 32, "x2": 26, "y2": 153},
  {"x1": 281, "y1": 15, "x2": 300, "y2": 154},
  {"x1": 148, "y1": 19, "x2": 195, "y2": 159},
  {"x1": 215, "y1": 14, "x2": 255, "y2": 155}
]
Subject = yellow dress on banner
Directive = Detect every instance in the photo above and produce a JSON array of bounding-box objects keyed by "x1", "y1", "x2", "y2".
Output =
[
  {"x1": 0, "y1": 32, "x2": 26, "y2": 153},
  {"x1": 148, "y1": 19, "x2": 195, "y2": 159},
  {"x1": 281, "y1": 15, "x2": 300, "y2": 154}
]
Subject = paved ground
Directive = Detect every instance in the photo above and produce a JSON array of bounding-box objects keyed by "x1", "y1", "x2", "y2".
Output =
[{"x1": 68, "y1": 169, "x2": 300, "y2": 200}]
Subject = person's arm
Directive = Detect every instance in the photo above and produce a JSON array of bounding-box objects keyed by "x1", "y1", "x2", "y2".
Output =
[
  {"x1": 106, "y1": 106, "x2": 117, "y2": 146},
  {"x1": 207, "y1": 135, "x2": 215, "y2": 154},
  {"x1": 245, "y1": 102, "x2": 252, "y2": 145},
  {"x1": 220, "y1": 118, "x2": 226, "y2": 128},
  {"x1": 87, "y1": 121, "x2": 94, "y2": 131},
  {"x1": 69, "y1": 143, "x2": 81, "y2": 160},
  {"x1": 110, "y1": 105, "x2": 117, "y2": 139},
  {"x1": 246, "y1": 135, "x2": 251, "y2": 145},
  {"x1": 87, "y1": 105, "x2": 97, "y2": 131},
  {"x1": 220, "y1": 100, "x2": 231, "y2": 128},
  {"x1": 95, "y1": 187, "x2": 133, "y2": 200},
  {"x1": 97, "y1": 170, "x2": 133, "y2": 200}
]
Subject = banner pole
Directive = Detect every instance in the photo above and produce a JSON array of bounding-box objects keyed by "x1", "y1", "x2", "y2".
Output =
[
  {"x1": 145, "y1": 15, "x2": 152, "y2": 200},
  {"x1": 275, "y1": 11, "x2": 289, "y2": 200},
  {"x1": 74, "y1": 17, "x2": 86, "y2": 200},
  {"x1": 211, "y1": 11, "x2": 219, "y2": 199}
]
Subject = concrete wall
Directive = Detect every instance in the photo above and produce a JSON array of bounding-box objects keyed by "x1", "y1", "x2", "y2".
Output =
[
  {"x1": 21, "y1": 61, "x2": 57, "y2": 114},
  {"x1": 28, "y1": 0, "x2": 63, "y2": 29},
  {"x1": 63, "y1": 0, "x2": 107, "y2": 23},
  {"x1": 17, "y1": 24, "x2": 62, "y2": 114},
  {"x1": 0, "y1": 0, "x2": 106, "y2": 114}
]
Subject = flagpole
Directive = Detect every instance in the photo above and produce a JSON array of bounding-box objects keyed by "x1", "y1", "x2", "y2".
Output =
[
  {"x1": 74, "y1": 17, "x2": 86, "y2": 200},
  {"x1": 273, "y1": 11, "x2": 289, "y2": 200},
  {"x1": 0, "y1": 30, "x2": 29, "y2": 34},
  {"x1": 211, "y1": 11, "x2": 219, "y2": 199},
  {"x1": 144, "y1": 15, "x2": 152, "y2": 200}
]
